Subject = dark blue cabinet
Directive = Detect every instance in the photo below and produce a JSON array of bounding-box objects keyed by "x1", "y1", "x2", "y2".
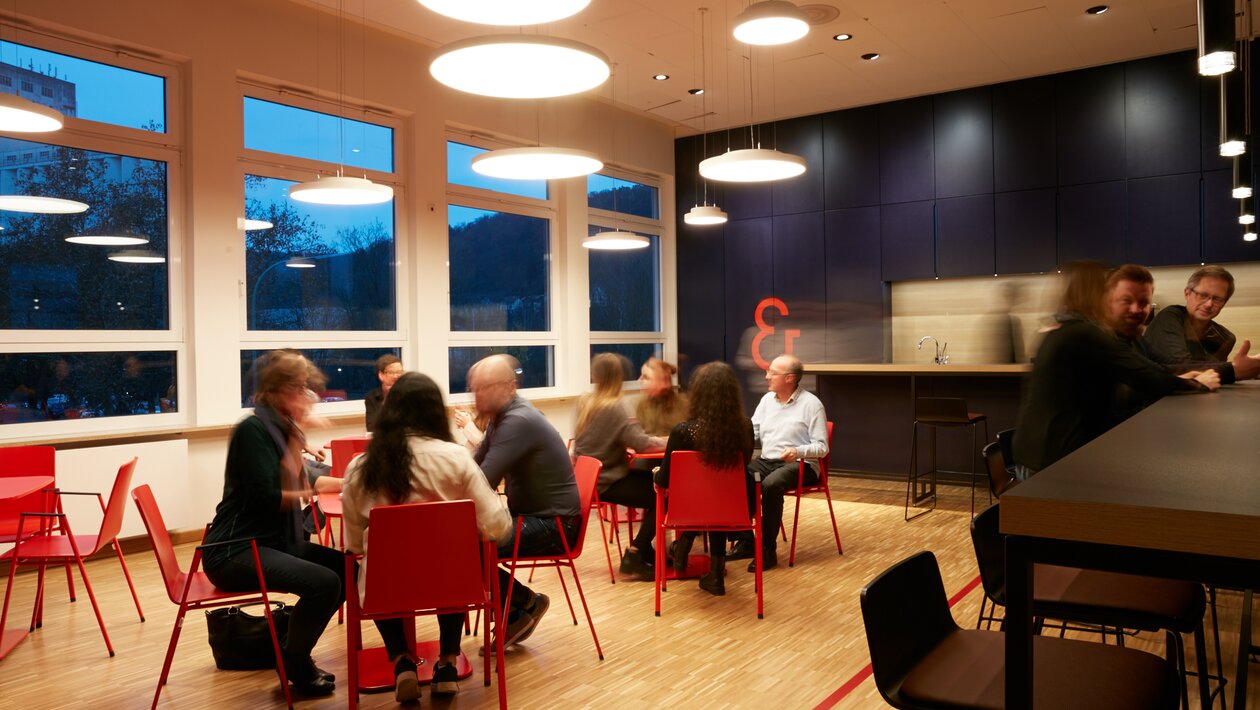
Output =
[
  {"x1": 993, "y1": 77, "x2": 1056, "y2": 192},
  {"x1": 824, "y1": 207, "x2": 885, "y2": 362},
  {"x1": 934, "y1": 87, "x2": 993, "y2": 199},
  {"x1": 1058, "y1": 181, "x2": 1127, "y2": 265},
  {"x1": 1125, "y1": 52, "x2": 1200, "y2": 179},
  {"x1": 880, "y1": 200, "x2": 936, "y2": 281},
  {"x1": 879, "y1": 97, "x2": 935, "y2": 204},
  {"x1": 823, "y1": 106, "x2": 880, "y2": 209},
  {"x1": 1057, "y1": 64, "x2": 1126, "y2": 186},
  {"x1": 995, "y1": 189, "x2": 1057, "y2": 274},
  {"x1": 771, "y1": 116, "x2": 824, "y2": 216},
  {"x1": 937, "y1": 194, "x2": 995, "y2": 277},
  {"x1": 722, "y1": 218, "x2": 774, "y2": 363},
  {"x1": 1203, "y1": 168, "x2": 1258, "y2": 262},
  {"x1": 1126, "y1": 174, "x2": 1201, "y2": 266}
]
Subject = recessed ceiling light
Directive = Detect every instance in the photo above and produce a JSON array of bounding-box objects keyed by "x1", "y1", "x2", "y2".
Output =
[
  {"x1": 653, "y1": 73, "x2": 669, "y2": 81},
  {"x1": 861, "y1": 52, "x2": 880, "y2": 61},
  {"x1": 833, "y1": 33, "x2": 853, "y2": 41},
  {"x1": 1085, "y1": 5, "x2": 1108, "y2": 14},
  {"x1": 688, "y1": 88, "x2": 704, "y2": 95}
]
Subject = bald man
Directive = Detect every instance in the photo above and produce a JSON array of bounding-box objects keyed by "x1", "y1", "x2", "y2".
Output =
[
  {"x1": 728, "y1": 354, "x2": 829, "y2": 571},
  {"x1": 470, "y1": 354, "x2": 578, "y2": 649}
]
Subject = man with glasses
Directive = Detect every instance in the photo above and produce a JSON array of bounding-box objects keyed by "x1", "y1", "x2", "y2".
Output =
[
  {"x1": 1143, "y1": 265, "x2": 1260, "y2": 383},
  {"x1": 364, "y1": 354, "x2": 403, "y2": 432},
  {"x1": 470, "y1": 354, "x2": 578, "y2": 649},
  {"x1": 727, "y1": 353, "x2": 828, "y2": 571}
]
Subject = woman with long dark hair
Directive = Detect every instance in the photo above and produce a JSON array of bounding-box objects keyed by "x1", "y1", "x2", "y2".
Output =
[
  {"x1": 654, "y1": 361, "x2": 753, "y2": 596},
  {"x1": 342, "y1": 372, "x2": 510, "y2": 702},
  {"x1": 202, "y1": 350, "x2": 345, "y2": 696}
]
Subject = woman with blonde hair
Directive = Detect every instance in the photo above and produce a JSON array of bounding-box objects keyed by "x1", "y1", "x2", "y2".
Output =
[
  {"x1": 573, "y1": 353, "x2": 665, "y2": 579},
  {"x1": 635, "y1": 357, "x2": 688, "y2": 436}
]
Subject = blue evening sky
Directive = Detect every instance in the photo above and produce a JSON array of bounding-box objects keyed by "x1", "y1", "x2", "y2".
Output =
[{"x1": 246, "y1": 174, "x2": 393, "y2": 248}]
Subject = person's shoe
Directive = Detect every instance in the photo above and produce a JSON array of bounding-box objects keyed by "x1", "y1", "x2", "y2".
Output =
[
  {"x1": 671, "y1": 534, "x2": 696, "y2": 575},
  {"x1": 430, "y1": 660, "x2": 460, "y2": 697},
  {"x1": 284, "y1": 653, "x2": 336, "y2": 697},
  {"x1": 747, "y1": 549, "x2": 777, "y2": 573},
  {"x1": 313, "y1": 663, "x2": 335, "y2": 683},
  {"x1": 619, "y1": 547, "x2": 646, "y2": 576},
  {"x1": 698, "y1": 557, "x2": 726, "y2": 596},
  {"x1": 727, "y1": 540, "x2": 756, "y2": 560},
  {"x1": 511, "y1": 592, "x2": 550, "y2": 645},
  {"x1": 393, "y1": 656, "x2": 421, "y2": 703}
]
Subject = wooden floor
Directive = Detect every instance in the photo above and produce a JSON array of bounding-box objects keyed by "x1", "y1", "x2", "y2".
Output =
[{"x1": 1, "y1": 479, "x2": 1257, "y2": 709}]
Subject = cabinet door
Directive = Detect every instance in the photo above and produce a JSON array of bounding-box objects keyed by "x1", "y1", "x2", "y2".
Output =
[
  {"x1": 937, "y1": 194, "x2": 995, "y2": 278},
  {"x1": 1126, "y1": 174, "x2": 1201, "y2": 266},
  {"x1": 1125, "y1": 52, "x2": 1200, "y2": 179},
  {"x1": 1058, "y1": 181, "x2": 1127, "y2": 265},
  {"x1": 993, "y1": 76, "x2": 1056, "y2": 192},
  {"x1": 772, "y1": 212, "x2": 827, "y2": 359},
  {"x1": 823, "y1": 106, "x2": 881, "y2": 209},
  {"x1": 677, "y1": 218, "x2": 727, "y2": 372},
  {"x1": 934, "y1": 86, "x2": 994, "y2": 198},
  {"x1": 879, "y1": 97, "x2": 935, "y2": 204},
  {"x1": 881, "y1": 200, "x2": 936, "y2": 281},
  {"x1": 995, "y1": 189, "x2": 1057, "y2": 274},
  {"x1": 1057, "y1": 64, "x2": 1126, "y2": 186},
  {"x1": 1200, "y1": 75, "x2": 1233, "y2": 174},
  {"x1": 723, "y1": 218, "x2": 774, "y2": 363},
  {"x1": 771, "y1": 115, "x2": 824, "y2": 216},
  {"x1": 824, "y1": 207, "x2": 885, "y2": 362}
]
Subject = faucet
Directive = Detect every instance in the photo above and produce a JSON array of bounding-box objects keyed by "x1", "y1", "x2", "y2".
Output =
[{"x1": 917, "y1": 336, "x2": 949, "y2": 365}]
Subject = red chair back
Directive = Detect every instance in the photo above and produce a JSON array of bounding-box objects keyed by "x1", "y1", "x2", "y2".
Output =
[
  {"x1": 95, "y1": 458, "x2": 138, "y2": 548},
  {"x1": 330, "y1": 435, "x2": 371, "y2": 478},
  {"x1": 0, "y1": 445, "x2": 55, "y2": 539},
  {"x1": 567, "y1": 456, "x2": 602, "y2": 558},
  {"x1": 821, "y1": 421, "x2": 834, "y2": 472},
  {"x1": 361, "y1": 500, "x2": 485, "y2": 616},
  {"x1": 666, "y1": 451, "x2": 749, "y2": 528},
  {"x1": 131, "y1": 484, "x2": 185, "y2": 604}
]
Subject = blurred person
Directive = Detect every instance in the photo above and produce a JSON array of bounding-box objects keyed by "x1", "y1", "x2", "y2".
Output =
[
  {"x1": 452, "y1": 405, "x2": 487, "y2": 453},
  {"x1": 1014, "y1": 263, "x2": 1218, "y2": 474},
  {"x1": 201, "y1": 350, "x2": 345, "y2": 697},
  {"x1": 728, "y1": 353, "x2": 829, "y2": 571},
  {"x1": 342, "y1": 372, "x2": 510, "y2": 701},
  {"x1": 470, "y1": 354, "x2": 578, "y2": 649},
  {"x1": 635, "y1": 357, "x2": 689, "y2": 437},
  {"x1": 1143, "y1": 265, "x2": 1260, "y2": 383},
  {"x1": 573, "y1": 353, "x2": 666, "y2": 580},
  {"x1": 653, "y1": 361, "x2": 754, "y2": 596},
  {"x1": 364, "y1": 354, "x2": 403, "y2": 432}
]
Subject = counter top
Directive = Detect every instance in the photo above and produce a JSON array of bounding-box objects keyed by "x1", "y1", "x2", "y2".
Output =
[{"x1": 804, "y1": 363, "x2": 1031, "y2": 375}]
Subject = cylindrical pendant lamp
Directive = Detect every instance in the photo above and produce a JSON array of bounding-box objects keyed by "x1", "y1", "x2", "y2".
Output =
[{"x1": 1198, "y1": 0, "x2": 1237, "y2": 76}]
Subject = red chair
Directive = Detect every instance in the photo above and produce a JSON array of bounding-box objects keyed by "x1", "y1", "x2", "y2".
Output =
[
  {"x1": 784, "y1": 421, "x2": 842, "y2": 567},
  {"x1": 130, "y1": 484, "x2": 292, "y2": 710},
  {"x1": 0, "y1": 445, "x2": 75, "y2": 603},
  {"x1": 503, "y1": 455, "x2": 605, "y2": 660},
  {"x1": 655, "y1": 451, "x2": 764, "y2": 618},
  {"x1": 345, "y1": 500, "x2": 506, "y2": 710},
  {"x1": 329, "y1": 435, "x2": 371, "y2": 479},
  {"x1": 0, "y1": 457, "x2": 143, "y2": 657}
]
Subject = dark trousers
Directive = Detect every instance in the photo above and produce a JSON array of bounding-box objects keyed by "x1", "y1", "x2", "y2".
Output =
[
  {"x1": 204, "y1": 540, "x2": 345, "y2": 660},
  {"x1": 496, "y1": 515, "x2": 580, "y2": 614},
  {"x1": 375, "y1": 615, "x2": 464, "y2": 659},
  {"x1": 599, "y1": 469, "x2": 657, "y2": 554},
  {"x1": 748, "y1": 457, "x2": 818, "y2": 552}
]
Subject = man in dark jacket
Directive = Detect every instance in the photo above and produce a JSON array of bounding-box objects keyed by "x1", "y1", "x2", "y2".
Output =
[{"x1": 1143, "y1": 265, "x2": 1260, "y2": 383}]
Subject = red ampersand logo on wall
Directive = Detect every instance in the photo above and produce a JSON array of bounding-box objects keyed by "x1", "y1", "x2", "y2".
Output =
[{"x1": 752, "y1": 297, "x2": 800, "y2": 370}]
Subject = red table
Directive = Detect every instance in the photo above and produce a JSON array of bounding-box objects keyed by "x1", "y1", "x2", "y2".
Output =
[{"x1": 0, "y1": 475, "x2": 55, "y2": 660}]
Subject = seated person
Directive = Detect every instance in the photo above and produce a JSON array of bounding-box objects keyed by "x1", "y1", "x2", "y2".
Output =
[
  {"x1": 201, "y1": 351, "x2": 345, "y2": 697},
  {"x1": 342, "y1": 372, "x2": 510, "y2": 702},
  {"x1": 1014, "y1": 262, "x2": 1219, "y2": 473},
  {"x1": 452, "y1": 405, "x2": 487, "y2": 453},
  {"x1": 1142, "y1": 265, "x2": 1260, "y2": 382},
  {"x1": 573, "y1": 353, "x2": 665, "y2": 580},
  {"x1": 728, "y1": 353, "x2": 828, "y2": 571},
  {"x1": 364, "y1": 354, "x2": 403, "y2": 432},
  {"x1": 635, "y1": 357, "x2": 689, "y2": 437},
  {"x1": 653, "y1": 361, "x2": 753, "y2": 596},
  {"x1": 471, "y1": 354, "x2": 580, "y2": 648}
]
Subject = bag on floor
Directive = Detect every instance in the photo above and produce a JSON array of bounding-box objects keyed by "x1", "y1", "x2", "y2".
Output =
[{"x1": 205, "y1": 602, "x2": 290, "y2": 670}]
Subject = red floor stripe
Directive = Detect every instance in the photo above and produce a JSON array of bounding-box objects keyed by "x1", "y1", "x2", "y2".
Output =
[{"x1": 812, "y1": 573, "x2": 982, "y2": 710}]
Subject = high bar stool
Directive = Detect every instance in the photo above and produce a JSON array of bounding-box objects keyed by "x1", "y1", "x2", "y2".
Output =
[{"x1": 904, "y1": 397, "x2": 988, "y2": 521}]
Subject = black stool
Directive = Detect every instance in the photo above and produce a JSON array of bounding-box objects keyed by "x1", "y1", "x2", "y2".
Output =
[{"x1": 904, "y1": 396, "x2": 987, "y2": 521}]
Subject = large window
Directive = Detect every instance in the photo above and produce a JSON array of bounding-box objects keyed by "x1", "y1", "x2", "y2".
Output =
[
  {"x1": 0, "y1": 36, "x2": 179, "y2": 433},
  {"x1": 240, "y1": 347, "x2": 399, "y2": 406},
  {"x1": 448, "y1": 206, "x2": 549, "y2": 332},
  {"x1": 588, "y1": 173, "x2": 658, "y2": 220},
  {"x1": 448, "y1": 345, "x2": 554, "y2": 394},
  {"x1": 244, "y1": 174, "x2": 395, "y2": 331},
  {"x1": 244, "y1": 97, "x2": 392, "y2": 172},
  {"x1": 447, "y1": 141, "x2": 546, "y2": 200}
]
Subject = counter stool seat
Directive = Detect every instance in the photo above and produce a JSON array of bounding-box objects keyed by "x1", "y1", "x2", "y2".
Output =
[{"x1": 905, "y1": 397, "x2": 988, "y2": 521}]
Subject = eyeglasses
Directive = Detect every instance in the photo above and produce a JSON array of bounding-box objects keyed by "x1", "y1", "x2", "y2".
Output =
[
  {"x1": 1188, "y1": 288, "x2": 1227, "y2": 307},
  {"x1": 380, "y1": 368, "x2": 403, "y2": 379},
  {"x1": 470, "y1": 379, "x2": 513, "y2": 394},
  {"x1": 766, "y1": 370, "x2": 791, "y2": 378}
]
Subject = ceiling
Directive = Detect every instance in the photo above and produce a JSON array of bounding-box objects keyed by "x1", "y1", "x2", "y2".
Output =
[{"x1": 294, "y1": 0, "x2": 1239, "y2": 136}]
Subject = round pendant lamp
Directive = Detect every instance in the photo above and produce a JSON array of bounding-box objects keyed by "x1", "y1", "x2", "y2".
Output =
[
  {"x1": 107, "y1": 248, "x2": 166, "y2": 264},
  {"x1": 289, "y1": 175, "x2": 393, "y2": 205},
  {"x1": 0, "y1": 92, "x2": 64, "y2": 133},
  {"x1": 684, "y1": 204, "x2": 728, "y2": 225},
  {"x1": 418, "y1": 0, "x2": 590, "y2": 25},
  {"x1": 471, "y1": 147, "x2": 602, "y2": 180},
  {"x1": 431, "y1": 35, "x2": 610, "y2": 99},
  {"x1": 732, "y1": 1, "x2": 809, "y2": 46},
  {"x1": 241, "y1": 218, "x2": 274, "y2": 231},
  {"x1": 582, "y1": 230, "x2": 650, "y2": 250},
  {"x1": 66, "y1": 233, "x2": 149, "y2": 246},
  {"x1": 699, "y1": 148, "x2": 806, "y2": 183},
  {"x1": 0, "y1": 195, "x2": 89, "y2": 214}
]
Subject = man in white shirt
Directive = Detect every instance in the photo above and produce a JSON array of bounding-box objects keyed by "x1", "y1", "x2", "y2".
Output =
[{"x1": 728, "y1": 354, "x2": 829, "y2": 570}]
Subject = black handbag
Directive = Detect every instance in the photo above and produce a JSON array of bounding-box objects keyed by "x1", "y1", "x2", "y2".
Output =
[{"x1": 205, "y1": 602, "x2": 290, "y2": 670}]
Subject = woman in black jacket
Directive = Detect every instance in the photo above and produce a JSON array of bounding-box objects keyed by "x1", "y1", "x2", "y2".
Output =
[{"x1": 202, "y1": 350, "x2": 345, "y2": 696}]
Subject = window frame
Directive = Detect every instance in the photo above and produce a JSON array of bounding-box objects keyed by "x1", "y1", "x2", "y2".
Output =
[{"x1": 0, "y1": 26, "x2": 186, "y2": 440}]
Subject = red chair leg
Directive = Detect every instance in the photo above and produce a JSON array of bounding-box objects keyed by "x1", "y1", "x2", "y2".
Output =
[
  {"x1": 822, "y1": 485, "x2": 843, "y2": 555},
  {"x1": 595, "y1": 500, "x2": 616, "y2": 584},
  {"x1": 153, "y1": 604, "x2": 186, "y2": 708},
  {"x1": 755, "y1": 483, "x2": 764, "y2": 619},
  {"x1": 29, "y1": 562, "x2": 47, "y2": 631},
  {"x1": 564, "y1": 564, "x2": 604, "y2": 660},
  {"x1": 63, "y1": 562, "x2": 77, "y2": 602},
  {"x1": 553, "y1": 566, "x2": 577, "y2": 624},
  {"x1": 67, "y1": 539, "x2": 115, "y2": 656},
  {"x1": 112, "y1": 540, "x2": 145, "y2": 622}
]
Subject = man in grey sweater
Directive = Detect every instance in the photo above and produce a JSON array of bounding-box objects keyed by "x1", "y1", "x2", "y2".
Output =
[{"x1": 471, "y1": 355, "x2": 579, "y2": 648}]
